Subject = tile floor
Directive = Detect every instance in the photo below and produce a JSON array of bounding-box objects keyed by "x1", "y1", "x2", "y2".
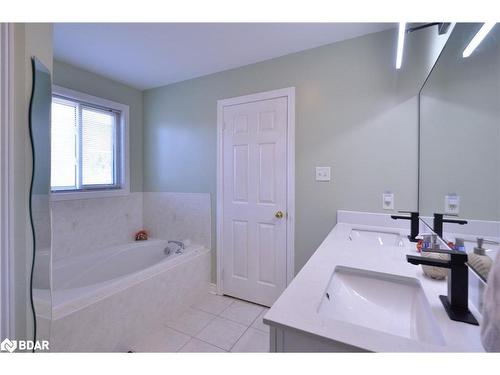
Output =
[{"x1": 131, "y1": 292, "x2": 270, "y2": 352}]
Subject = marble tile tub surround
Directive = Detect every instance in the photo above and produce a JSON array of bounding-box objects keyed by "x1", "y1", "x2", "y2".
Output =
[
  {"x1": 143, "y1": 192, "x2": 211, "y2": 249},
  {"x1": 50, "y1": 247, "x2": 210, "y2": 352},
  {"x1": 51, "y1": 191, "x2": 211, "y2": 260},
  {"x1": 51, "y1": 193, "x2": 143, "y2": 260}
]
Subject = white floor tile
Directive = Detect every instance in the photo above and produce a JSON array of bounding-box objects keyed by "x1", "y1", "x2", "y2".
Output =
[
  {"x1": 251, "y1": 308, "x2": 270, "y2": 333},
  {"x1": 166, "y1": 307, "x2": 217, "y2": 336},
  {"x1": 195, "y1": 317, "x2": 247, "y2": 351},
  {"x1": 178, "y1": 338, "x2": 226, "y2": 353},
  {"x1": 192, "y1": 293, "x2": 235, "y2": 315},
  {"x1": 131, "y1": 326, "x2": 190, "y2": 352},
  {"x1": 220, "y1": 300, "x2": 264, "y2": 326},
  {"x1": 231, "y1": 328, "x2": 269, "y2": 352}
]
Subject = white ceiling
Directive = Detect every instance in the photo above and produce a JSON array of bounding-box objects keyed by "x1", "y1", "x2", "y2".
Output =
[{"x1": 54, "y1": 23, "x2": 394, "y2": 90}]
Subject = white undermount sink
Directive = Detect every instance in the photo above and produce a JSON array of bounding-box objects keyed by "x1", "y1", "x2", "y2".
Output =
[
  {"x1": 349, "y1": 228, "x2": 405, "y2": 247},
  {"x1": 318, "y1": 266, "x2": 445, "y2": 346}
]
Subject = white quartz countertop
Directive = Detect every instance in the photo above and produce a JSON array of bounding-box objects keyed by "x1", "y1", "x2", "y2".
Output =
[{"x1": 264, "y1": 217, "x2": 484, "y2": 352}]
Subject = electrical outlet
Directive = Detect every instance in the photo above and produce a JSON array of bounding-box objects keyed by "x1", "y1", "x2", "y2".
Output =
[
  {"x1": 315, "y1": 167, "x2": 331, "y2": 182},
  {"x1": 445, "y1": 194, "x2": 460, "y2": 215},
  {"x1": 382, "y1": 192, "x2": 394, "y2": 210}
]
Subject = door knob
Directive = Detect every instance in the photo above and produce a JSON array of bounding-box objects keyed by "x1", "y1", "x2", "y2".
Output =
[{"x1": 275, "y1": 211, "x2": 284, "y2": 219}]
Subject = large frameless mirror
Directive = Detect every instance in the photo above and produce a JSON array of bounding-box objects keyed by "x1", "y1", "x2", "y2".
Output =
[
  {"x1": 419, "y1": 23, "x2": 500, "y2": 283},
  {"x1": 29, "y1": 57, "x2": 52, "y2": 347}
]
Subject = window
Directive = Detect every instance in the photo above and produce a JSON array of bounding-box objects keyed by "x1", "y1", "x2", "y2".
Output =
[{"x1": 51, "y1": 86, "x2": 129, "y2": 199}]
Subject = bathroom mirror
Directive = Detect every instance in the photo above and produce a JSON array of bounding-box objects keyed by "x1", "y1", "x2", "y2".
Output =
[
  {"x1": 29, "y1": 57, "x2": 52, "y2": 344},
  {"x1": 419, "y1": 23, "x2": 500, "y2": 281}
]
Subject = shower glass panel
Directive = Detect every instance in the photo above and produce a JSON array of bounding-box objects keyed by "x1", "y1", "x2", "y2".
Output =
[{"x1": 29, "y1": 57, "x2": 53, "y2": 347}]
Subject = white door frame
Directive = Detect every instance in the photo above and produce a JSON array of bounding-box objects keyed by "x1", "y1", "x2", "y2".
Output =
[
  {"x1": 216, "y1": 87, "x2": 295, "y2": 296},
  {"x1": 0, "y1": 23, "x2": 15, "y2": 340}
]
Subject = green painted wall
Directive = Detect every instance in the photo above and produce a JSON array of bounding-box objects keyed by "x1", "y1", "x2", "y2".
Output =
[
  {"x1": 53, "y1": 60, "x2": 144, "y2": 192},
  {"x1": 143, "y1": 28, "x2": 447, "y2": 281}
]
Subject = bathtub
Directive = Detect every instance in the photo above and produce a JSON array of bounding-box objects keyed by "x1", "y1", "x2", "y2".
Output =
[{"x1": 43, "y1": 239, "x2": 210, "y2": 352}]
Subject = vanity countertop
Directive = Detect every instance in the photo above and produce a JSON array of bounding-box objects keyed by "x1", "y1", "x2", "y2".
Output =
[{"x1": 264, "y1": 213, "x2": 484, "y2": 352}]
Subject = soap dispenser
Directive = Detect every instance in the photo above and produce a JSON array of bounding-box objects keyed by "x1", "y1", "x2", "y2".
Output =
[{"x1": 468, "y1": 238, "x2": 493, "y2": 280}]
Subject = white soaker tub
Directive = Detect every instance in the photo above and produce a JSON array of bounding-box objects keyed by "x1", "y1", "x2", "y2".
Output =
[{"x1": 42, "y1": 239, "x2": 210, "y2": 352}]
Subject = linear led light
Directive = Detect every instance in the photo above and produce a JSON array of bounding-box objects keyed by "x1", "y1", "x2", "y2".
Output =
[
  {"x1": 396, "y1": 22, "x2": 406, "y2": 69},
  {"x1": 463, "y1": 22, "x2": 496, "y2": 58}
]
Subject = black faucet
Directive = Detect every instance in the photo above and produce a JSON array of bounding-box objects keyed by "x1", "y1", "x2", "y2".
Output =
[
  {"x1": 391, "y1": 211, "x2": 419, "y2": 242},
  {"x1": 407, "y1": 248, "x2": 478, "y2": 325},
  {"x1": 433, "y1": 213, "x2": 467, "y2": 238}
]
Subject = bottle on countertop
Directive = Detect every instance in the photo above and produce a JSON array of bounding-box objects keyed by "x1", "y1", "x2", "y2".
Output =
[
  {"x1": 454, "y1": 238, "x2": 466, "y2": 252},
  {"x1": 422, "y1": 234, "x2": 431, "y2": 250},
  {"x1": 416, "y1": 234, "x2": 431, "y2": 253}
]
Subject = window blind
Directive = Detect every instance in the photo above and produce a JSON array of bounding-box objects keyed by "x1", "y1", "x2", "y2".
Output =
[
  {"x1": 81, "y1": 106, "x2": 116, "y2": 186},
  {"x1": 51, "y1": 95, "x2": 121, "y2": 192},
  {"x1": 51, "y1": 99, "x2": 77, "y2": 189}
]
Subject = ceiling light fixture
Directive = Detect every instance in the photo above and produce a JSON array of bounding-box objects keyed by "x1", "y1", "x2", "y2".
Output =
[
  {"x1": 396, "y1": 22, "x2": 406, "y2": 69},
  {"x1": 463, "y1": 23, "x2": 496, "y2": 58}
]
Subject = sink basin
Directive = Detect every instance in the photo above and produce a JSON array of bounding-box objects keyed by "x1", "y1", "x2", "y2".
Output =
[
  {"x1": 349, "y1": 228, "x2": 405, "y2": 247},
  {"x1": 318, "y1": 266, "x2": 445, "y2": 346}
]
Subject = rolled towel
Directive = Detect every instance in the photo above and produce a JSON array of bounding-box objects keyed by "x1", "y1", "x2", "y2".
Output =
[
  {"x1": 481, "y1": 250, "x2": 500, "y2": 352},
  {"x1": 421, "y1": 250, "x2": 448, "y2": 280}
]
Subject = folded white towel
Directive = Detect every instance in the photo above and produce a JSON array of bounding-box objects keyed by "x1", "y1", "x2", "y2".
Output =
[{"x1": 481, "y1": 250, "x2": 500, "y2": 352}]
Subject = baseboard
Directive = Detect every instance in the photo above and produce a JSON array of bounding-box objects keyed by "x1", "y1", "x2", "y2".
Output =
[{"x1": 208, "y1": 282, "x2": 217, "y2": 294}]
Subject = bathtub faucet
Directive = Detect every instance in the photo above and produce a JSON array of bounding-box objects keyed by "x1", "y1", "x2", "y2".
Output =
[{"x1": 168, "y1": 240, "x2": 185, "y2": 254}]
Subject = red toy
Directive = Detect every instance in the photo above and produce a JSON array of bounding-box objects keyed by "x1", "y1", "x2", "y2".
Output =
[{"x1": 135, "y1": 230, "x2": 148, "y2": 241}]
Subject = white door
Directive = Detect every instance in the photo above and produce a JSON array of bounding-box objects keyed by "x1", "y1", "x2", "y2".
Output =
[{"x1": 221, "y1": 96, "x2": 288, "y2": 307}]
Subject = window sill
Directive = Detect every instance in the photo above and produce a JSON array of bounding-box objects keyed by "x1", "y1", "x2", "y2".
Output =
[{"x1": 50, "y1": 187, "x2": 130, "y2": 201}]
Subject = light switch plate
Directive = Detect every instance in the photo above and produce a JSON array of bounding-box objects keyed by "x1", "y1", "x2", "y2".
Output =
[
  {"x1": 315, "y1": 167, "x2": 331, "y2": 182},
  {"x1": 382, "y1": 192, "x2": 394, "y2": 210},
  {"x1": 445, "y1": 194, "x2": 460, "y2": 215}
]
